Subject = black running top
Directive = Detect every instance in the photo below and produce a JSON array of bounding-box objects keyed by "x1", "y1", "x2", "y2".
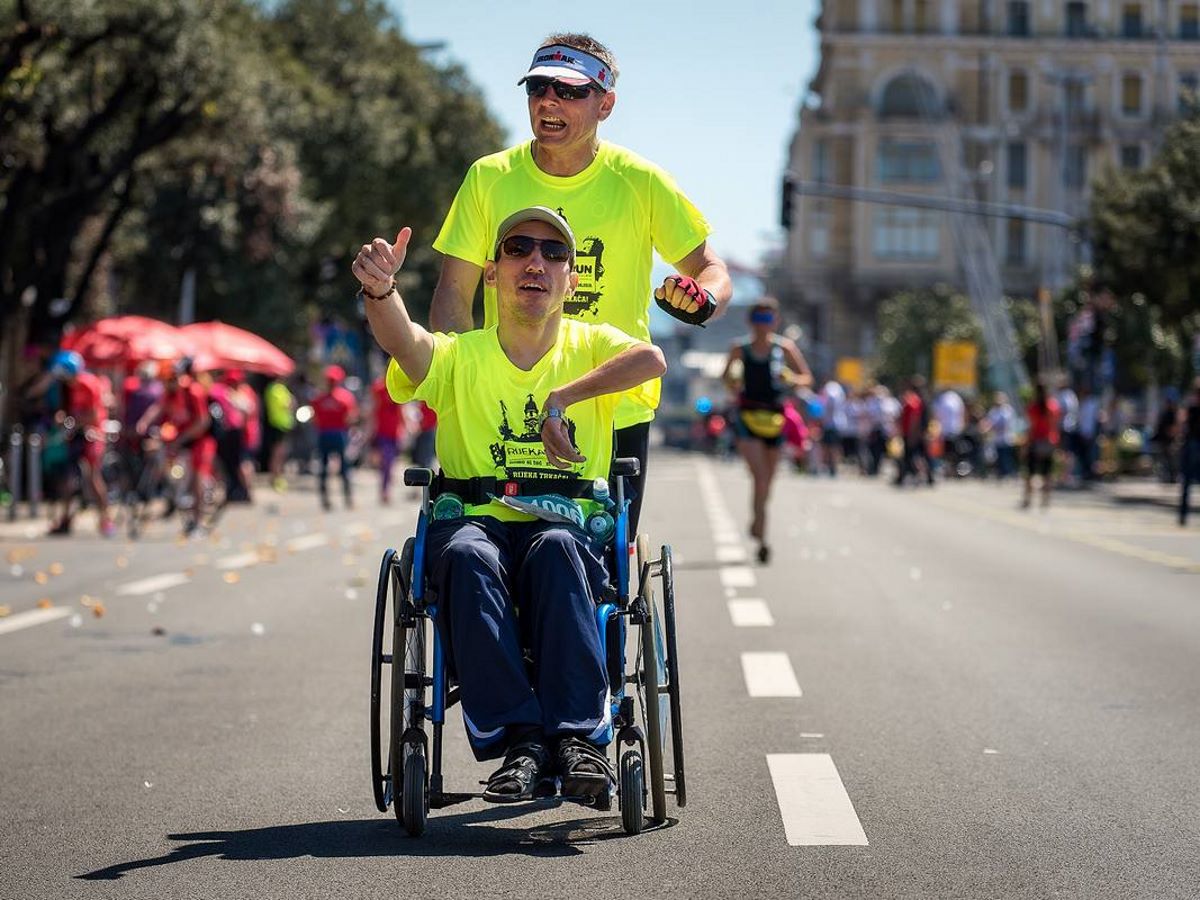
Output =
[{"x1": 739, "y1": 339, "x2": 787, "y2": 410}]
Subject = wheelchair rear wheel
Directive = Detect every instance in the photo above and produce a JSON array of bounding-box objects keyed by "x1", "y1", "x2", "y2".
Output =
[
  {"x1": 369, "y1": 547, "x2": 398, "y2": 812},
  {"x1": 390, "y1": 542, "x2": 427, "y2": 831},
  {"x1": 636, "y1": 534, "x2": 668, "y2": 824},
  {"x1": 660, "y1": 544, "x2": 687, "y2": 808}
]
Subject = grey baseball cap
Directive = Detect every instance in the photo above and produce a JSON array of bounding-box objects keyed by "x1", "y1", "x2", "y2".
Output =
[{"x1": 493, "y1": 206, "x2": 576, "y2": 258}]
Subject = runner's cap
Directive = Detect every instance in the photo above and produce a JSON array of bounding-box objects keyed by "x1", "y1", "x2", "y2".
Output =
[
  {"x1": 494, "y1": 206, "x2": 576, "y2": 257},
  {"x1": 518, "y1": 44, "x2": 616, "y2": 92}
]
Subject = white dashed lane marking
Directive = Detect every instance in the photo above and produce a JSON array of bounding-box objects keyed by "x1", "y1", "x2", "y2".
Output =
[
  {"x1": 215, "y1": 552, "x2": 260, "y2": 570},
  {"x1": 719, "y1": 566, "x2": 757, "y2": 589},
  {"x1": 115, "y1": 573, "x2": 191, "y2": 596},
  {"x1": 0, "y1": 607, "x2": 72, "y2": 636},
  {"x1": 727, "y1": 598, "x2": 775, "y2": 627},
  {"x1": 767, "y1": 754, "x2": 869, "y2": 846},
  {"x1": 741, "y1": 652, "x2": 801, "y2": 697},
  {"x1": 716, "y1": 545, "x2": 748, "y2": 563},
  {"x1": 286, "y1": 534, "x2": 329, "y2": 553}
]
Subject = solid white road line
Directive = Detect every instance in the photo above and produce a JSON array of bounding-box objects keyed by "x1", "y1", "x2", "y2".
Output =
[
  {"x1": 767, "y1": 753, "x2": 869, "y2": 846},
  {"x1": 215, "y1": 552, "x2": 260, "y2": 570},
  {"x1": 0, "y1": 607, "x2": 72, "y2": 636},
  {"x1": 741, "y1": 652, "x2": 802, "y2": 697},
  {"x1": 286, "y1": 533, "x2": 329, "y2": 552},
  {"x1": 719, "y1": 565, "x2": 757, "y2": 589},
  {"x1": 115, "y1": 572, "x2": 191, "y2": 596},
  {"x1": 716, "y1": 545, "x2": 748, "y2": 563},
  {"x1": 728, "y1": 598, "x2": 775, "y2": 627}
]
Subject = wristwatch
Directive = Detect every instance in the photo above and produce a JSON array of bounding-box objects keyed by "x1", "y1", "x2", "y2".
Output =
[{"x1": 538, "y1": 405, "x2": 564, "y2": 430}]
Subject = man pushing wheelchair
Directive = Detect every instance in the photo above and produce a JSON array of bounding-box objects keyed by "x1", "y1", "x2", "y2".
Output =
[{"x1": 354, "y1": 207, "x2": 665, "y2": 803}]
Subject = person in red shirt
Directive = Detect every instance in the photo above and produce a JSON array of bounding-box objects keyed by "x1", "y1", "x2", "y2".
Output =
[
  {"x1": 894, "y1": 375, "x2": 933, "y2": 487},
  {"x1": 368, "y1": 376, "x2": 405, "y2": 504},
  {"x1": 1023, "y1": 381, "x2": 1062, "y2": 509},
  {"x1": 138, "y1": 360, "x2": 215, "y2": 534},
  {"x1": 313, "y1": 365, "x2": 359, "y2": 510},
  {"x1": 42, "y1": 350, "x2": 115, "y2": 536}
]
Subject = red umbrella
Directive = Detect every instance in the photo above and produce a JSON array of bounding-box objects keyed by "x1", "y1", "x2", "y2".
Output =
[
  {"x1": 62, "y1": 316, "x2": 197, "y2": 367},
  {"x1": 180, "y1": 321, "x2": 295, "y2": 377}
]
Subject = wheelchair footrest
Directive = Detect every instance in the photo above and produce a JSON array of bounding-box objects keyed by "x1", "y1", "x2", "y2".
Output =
[{"x1": 430, "y1": 791, "x2": 476, "y2": 809}]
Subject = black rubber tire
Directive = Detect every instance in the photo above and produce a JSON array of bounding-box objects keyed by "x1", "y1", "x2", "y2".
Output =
[
  {"x1": 391, "y1": 540, "x2": 422, "y2": 828},
  {"x1": 369, "y1": 547, "x2": 397, "y2": 812},
  {"x1": 619, "y1": 750, "x2": 645, "y2": 835},
  {"x1": 402, "y1": 747, "x2": 428, "y2": 837},
  {"x1": 636, "y1": 534, "x2": 668, "y2": 824},
  {"x1": 660, "y1": 544, "x2": 687, "y2": 808}
]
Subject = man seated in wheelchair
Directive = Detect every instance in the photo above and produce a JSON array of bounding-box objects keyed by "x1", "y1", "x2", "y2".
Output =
[{"x1": 355, "y1": 207, "x2": 666, "y2": 803}]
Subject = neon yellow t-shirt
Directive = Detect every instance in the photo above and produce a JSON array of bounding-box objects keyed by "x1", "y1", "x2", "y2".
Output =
[
  {"x1": 434, "y1": 140, "x2": 711, "y2": 429},
  {"x1": 385, "y1": 319, "x2": 652, "y2": 521}
]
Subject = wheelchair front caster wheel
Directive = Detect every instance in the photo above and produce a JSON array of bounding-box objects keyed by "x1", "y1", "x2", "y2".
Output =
[
  {"x1": 402, "y1": 749, "x2": 428, "y2": 837},
  {"x1": 619, "y1": 750, "x2": 645, "y2": 835}
]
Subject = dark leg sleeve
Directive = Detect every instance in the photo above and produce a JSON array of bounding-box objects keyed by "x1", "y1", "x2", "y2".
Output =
[
  {"x1": 516, "y1": 523, "x2": 610, "y2": 743},
  {"x1": 613, "y1": 422, "x2": 651, "y2": 535},
  {"x1": 425, "y1": 518, "x2": 541, "y2": 759}
]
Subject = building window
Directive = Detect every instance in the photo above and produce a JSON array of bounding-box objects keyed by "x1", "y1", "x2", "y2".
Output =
[
  {"x1": 1120, "y1": 144, "x2": 1143, "y2": 169},
  {"x1": 1007, "y1": 142, "x2": 1028, "y2": 189},
  {"x1": 873, "y1": 208, "x2": 940, "y2": 260},
  {"x1": 915, "y1": 0, "x2": 934, "y2": 32},
  {"x1": 1180, "y1": 72, "x2": 1199, "y2": 112},
  {"x1": 814, "y1": 139, "x2": 831, "y2": 182},
  {"x1": 1006, "y1": 219, "x2": 1026, "y2": 265},
  {"x1": 1065, "y1": 79, "x2": 1088, "y2": 120},
  {"x1": 1008, "y1": 70, "x2": 1029, "y2": 112},
  {"x1": 878, "y1": 73, "x2": 941, "y2": 118},
  {"x1": 1182, "y1": 4, "x2": 1200, "y2": 38},
  {"x1": 1122, "y1": 3, "x2": 1144, "y2": 36},
  {"x1": 1121, "y1": 73, "x2": 1144, "y2": 115},
  {"x1": 1064, "y1": 144, "x2": 1088, "y2": 189},
  {"x1": 1066, "y1": 1, "x2": 1088, "y2": 36},
  {"x1": 810, "y1": 203, "x2": 830, "y2": 258},
  {"x1": 877, "y1": 140, "x2": 941, "y2": 182},
  {"x1": 890, "y1": 0, "x2": 905, "y2": 31},
  {"x1": 1007, "y1": 0, "x2": 1031, "y2": 35}
]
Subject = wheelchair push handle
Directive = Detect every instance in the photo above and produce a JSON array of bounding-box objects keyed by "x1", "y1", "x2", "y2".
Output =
[
  {"x1": 404, "y1": 467, "x2": 433, "y2": 487},
  {"x1": 611, "y1": 457, "x2": 640, "y2": 478}
]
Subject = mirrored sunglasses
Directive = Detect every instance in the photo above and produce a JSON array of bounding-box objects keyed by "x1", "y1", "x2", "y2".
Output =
[
  {"x1": 499, "y1": 235, "x2": 573, "y2": 263},
  {"x1": 524, "y1": 77, "x2": 598, "y2": 101}
]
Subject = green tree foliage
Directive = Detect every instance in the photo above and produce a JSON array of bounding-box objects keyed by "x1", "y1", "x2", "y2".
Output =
[
  {"x1": 1, "y1": 0, "x2": 253, "y2": 342},
  {"x1": 1090, "y1": 113, "x2": 1200, "y2": 332},
  {"x1": 874, "y1": 286, "x2": 1045, "y2": 393},
  {"x1": 1, "y1": 0, "x2": 504, "y2": 367}
]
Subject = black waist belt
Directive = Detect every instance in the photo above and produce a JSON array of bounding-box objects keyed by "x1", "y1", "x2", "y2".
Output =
[{"x1": 432, "y1": 473, "x2": 594, "y2": 505}]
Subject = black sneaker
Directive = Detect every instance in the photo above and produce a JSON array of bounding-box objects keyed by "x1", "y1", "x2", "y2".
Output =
[
  {"x1": 482, "y1": 740, "x2": 552, "y2": 804},
  {"x1": 556, "y1": 736, "x2": 614, "y2": 801}
]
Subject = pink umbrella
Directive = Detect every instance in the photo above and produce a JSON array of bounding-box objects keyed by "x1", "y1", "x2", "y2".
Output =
[{"x1": 180, "y1": 321, "x2": 295, "y2": 377}]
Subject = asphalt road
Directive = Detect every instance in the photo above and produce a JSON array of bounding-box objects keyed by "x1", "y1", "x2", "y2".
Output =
[{"x1": 2, "y1": 453, "x2": 1198, "y2": 899}]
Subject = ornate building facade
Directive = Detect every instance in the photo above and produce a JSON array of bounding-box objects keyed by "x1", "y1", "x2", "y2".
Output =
[{"x1": 782, "y1": 0, "x2": 1200, "y2": 372}]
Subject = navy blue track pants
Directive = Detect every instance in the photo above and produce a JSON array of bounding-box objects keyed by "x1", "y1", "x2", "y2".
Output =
[{"x1": 425, "y1": 517, "x2": 611, "y2": 760}]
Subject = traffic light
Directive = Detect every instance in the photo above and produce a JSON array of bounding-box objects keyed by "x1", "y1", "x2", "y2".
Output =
[{"x1": 781, "y1": 175, "x2": 795, "y2": 231}]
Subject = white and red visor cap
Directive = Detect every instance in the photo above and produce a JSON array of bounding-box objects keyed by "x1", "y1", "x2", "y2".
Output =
[{"x1": 517, "y1": 44, "x2": 616, "y2": 91}]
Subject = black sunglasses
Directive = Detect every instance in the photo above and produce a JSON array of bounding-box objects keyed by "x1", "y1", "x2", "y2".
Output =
[
  {"x1": 499, "y1": 235, "x2": 573, "y2": 263},
  {"x1": 524, "y1": 77, "x2": 598, "y2": 101}
]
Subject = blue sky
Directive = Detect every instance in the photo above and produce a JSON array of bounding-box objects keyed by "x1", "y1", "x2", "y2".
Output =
[{"x1": 392, "y1": 0, "x2": 821, "y2": 271}]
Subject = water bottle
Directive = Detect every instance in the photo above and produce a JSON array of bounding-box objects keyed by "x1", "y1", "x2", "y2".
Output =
[
  {"x1": 431, "y1": 493, "x2": 464, "y2": 521},
  {"x1": 592, "y1": 477, "x2": 614, "y2": 510},
  {"x1": 586, "y1": 510, "x2": 615, "y2": 543}
]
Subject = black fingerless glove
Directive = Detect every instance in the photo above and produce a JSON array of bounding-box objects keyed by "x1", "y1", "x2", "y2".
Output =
[{"x1": 655, "y1": 277, "x2": 717, "y2": 327}]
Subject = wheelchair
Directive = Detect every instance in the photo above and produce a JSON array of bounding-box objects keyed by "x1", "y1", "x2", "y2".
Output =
[{"x1": 369, "y1": 459, "x2": 686, "y2": 837}]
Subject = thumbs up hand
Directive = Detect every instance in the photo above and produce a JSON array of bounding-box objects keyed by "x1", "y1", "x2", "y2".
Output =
[{"x1": 352, "y1": 227, "x2": 413, "y2": 297}]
